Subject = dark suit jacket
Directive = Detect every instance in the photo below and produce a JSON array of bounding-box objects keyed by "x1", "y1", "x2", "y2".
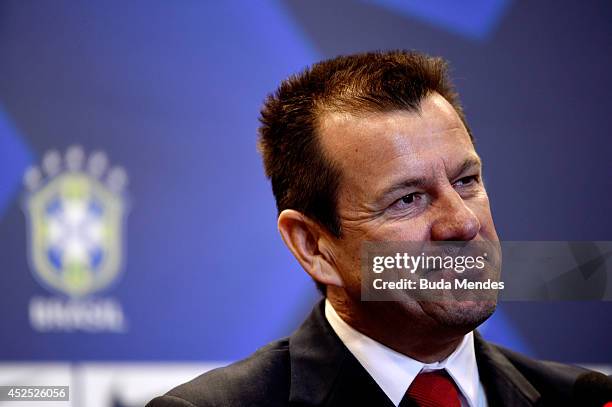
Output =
[{"x1": 147, "y1": 300, "x2": 611, "y2": 406}]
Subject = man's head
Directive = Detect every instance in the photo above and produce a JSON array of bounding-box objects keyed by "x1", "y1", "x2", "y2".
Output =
[{"x1": 258, "y1": 50, "x2": 498, "y2": 348}]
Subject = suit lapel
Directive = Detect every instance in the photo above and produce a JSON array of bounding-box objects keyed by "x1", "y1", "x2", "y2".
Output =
[
  {"x1": 474, "y1": 331, "x2": 541, "y2": 406},
  {"x1": 288, "y1": 300, "x2": 395, "y2": 406},
  {"x1": 323, "y1": 353, "x2": 397, "y2": 406}
]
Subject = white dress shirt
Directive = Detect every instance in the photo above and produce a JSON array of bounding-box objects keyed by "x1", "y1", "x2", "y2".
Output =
[{"x1": 324, "y1": 299, "x2": 488, "y2": 407}]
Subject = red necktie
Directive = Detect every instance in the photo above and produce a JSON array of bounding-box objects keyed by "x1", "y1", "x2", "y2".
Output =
[{"x1": 405, "y1": 370, "x2": 461, "y2": 407}]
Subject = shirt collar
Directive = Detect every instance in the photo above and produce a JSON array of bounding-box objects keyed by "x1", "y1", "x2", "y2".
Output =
[{"x1": 324, "y1": 299, "x2": 482, "y2": 407}]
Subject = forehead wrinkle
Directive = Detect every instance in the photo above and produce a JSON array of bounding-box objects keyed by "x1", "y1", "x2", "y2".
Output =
[
  {"x1": 373, "y1": 151, "x2": 481, "y2": 203},
  {"x1": 374, "y1": 126, "x2": 472, "y2": 180}
]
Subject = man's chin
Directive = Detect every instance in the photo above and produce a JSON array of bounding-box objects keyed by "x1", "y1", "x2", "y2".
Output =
[{"x1": 419, "y1": 299, "x2": 497, "y2": 332}]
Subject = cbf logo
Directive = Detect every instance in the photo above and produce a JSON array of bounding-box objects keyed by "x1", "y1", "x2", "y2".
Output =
[{"x1": 23, "y1": 146, "x2": 128, "y2": 332}]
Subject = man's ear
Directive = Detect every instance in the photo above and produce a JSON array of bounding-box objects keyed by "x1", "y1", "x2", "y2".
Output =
[{"x1": 277, "y1": 209, "x2": 344, "y2": 288}]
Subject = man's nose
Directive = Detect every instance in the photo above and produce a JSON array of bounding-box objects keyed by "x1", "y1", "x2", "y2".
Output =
[{"x1": 430, "y1": 188, "x2": 480, "y2": 241}]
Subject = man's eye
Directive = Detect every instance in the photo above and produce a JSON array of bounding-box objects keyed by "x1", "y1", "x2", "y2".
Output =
[
  {"x1": 453, "y1": 175, "x2": 478, "y2": 187},
  {"x1": 390, "y1": 193, "x2": 420, "y2": 210},
  {"x1": 401, "y1": 194, "x2": 415, "y2": 204}
]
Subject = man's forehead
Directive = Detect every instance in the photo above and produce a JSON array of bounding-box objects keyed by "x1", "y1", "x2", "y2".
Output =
[{"x1": 317, "y1": 93, "x2": 474, "y2": 175}]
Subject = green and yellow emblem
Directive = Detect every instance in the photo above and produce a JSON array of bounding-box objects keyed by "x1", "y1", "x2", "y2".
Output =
[{"x1": 23, "y1": 146, "x2": 128, "y2": 298}]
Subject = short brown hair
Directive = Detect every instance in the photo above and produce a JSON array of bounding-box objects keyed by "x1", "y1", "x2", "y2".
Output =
[{"x1": 257, "y1": 50, "x2": 472, "y2": 294}]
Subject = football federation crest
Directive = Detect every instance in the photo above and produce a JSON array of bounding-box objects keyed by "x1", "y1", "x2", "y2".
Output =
[{"x1": 23, "y1": 146, "x2": 128, "y2": 298}]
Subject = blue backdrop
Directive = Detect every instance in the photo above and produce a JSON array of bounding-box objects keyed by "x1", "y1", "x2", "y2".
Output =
[{"x1": 0, "y1": 0, "x2": 610, "y2": 371}]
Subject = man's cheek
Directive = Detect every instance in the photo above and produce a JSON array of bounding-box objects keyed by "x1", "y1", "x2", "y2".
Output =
[{"x1": 375, "y1": 220, "x2": 430, "y2": 241}]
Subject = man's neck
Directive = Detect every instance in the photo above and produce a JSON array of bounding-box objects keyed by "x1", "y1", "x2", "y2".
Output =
[{"x1": 327, "y1": 291, "x2": 466, "y2": 363}]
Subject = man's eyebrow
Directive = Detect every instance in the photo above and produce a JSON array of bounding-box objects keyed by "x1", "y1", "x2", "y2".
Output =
[
  {"x1": 449, "y1": 156, "x2": 482, "y2": 180},
  {"x1": 376, "y1": 157, "x2": 482, "y2": 202},
  {"x1": 377, "y1": 178, "x2": 428, "y2": 202}
]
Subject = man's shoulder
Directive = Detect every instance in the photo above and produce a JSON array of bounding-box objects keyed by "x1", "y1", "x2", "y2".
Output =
[
  {"x1": 146, "y1": 338, "x2": 291, "y2": 407},
  {"x1": 497, "y1": 343, "x2": 586, "y2": 385},
  {"x1": 484, "y1": 341, "x2": 611, "y2": 404}
]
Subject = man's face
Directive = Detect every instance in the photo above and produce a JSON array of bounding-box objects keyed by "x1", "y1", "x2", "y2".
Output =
[{"x1": 319, "y1": 92, "x2": 499, "y2": 329}]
